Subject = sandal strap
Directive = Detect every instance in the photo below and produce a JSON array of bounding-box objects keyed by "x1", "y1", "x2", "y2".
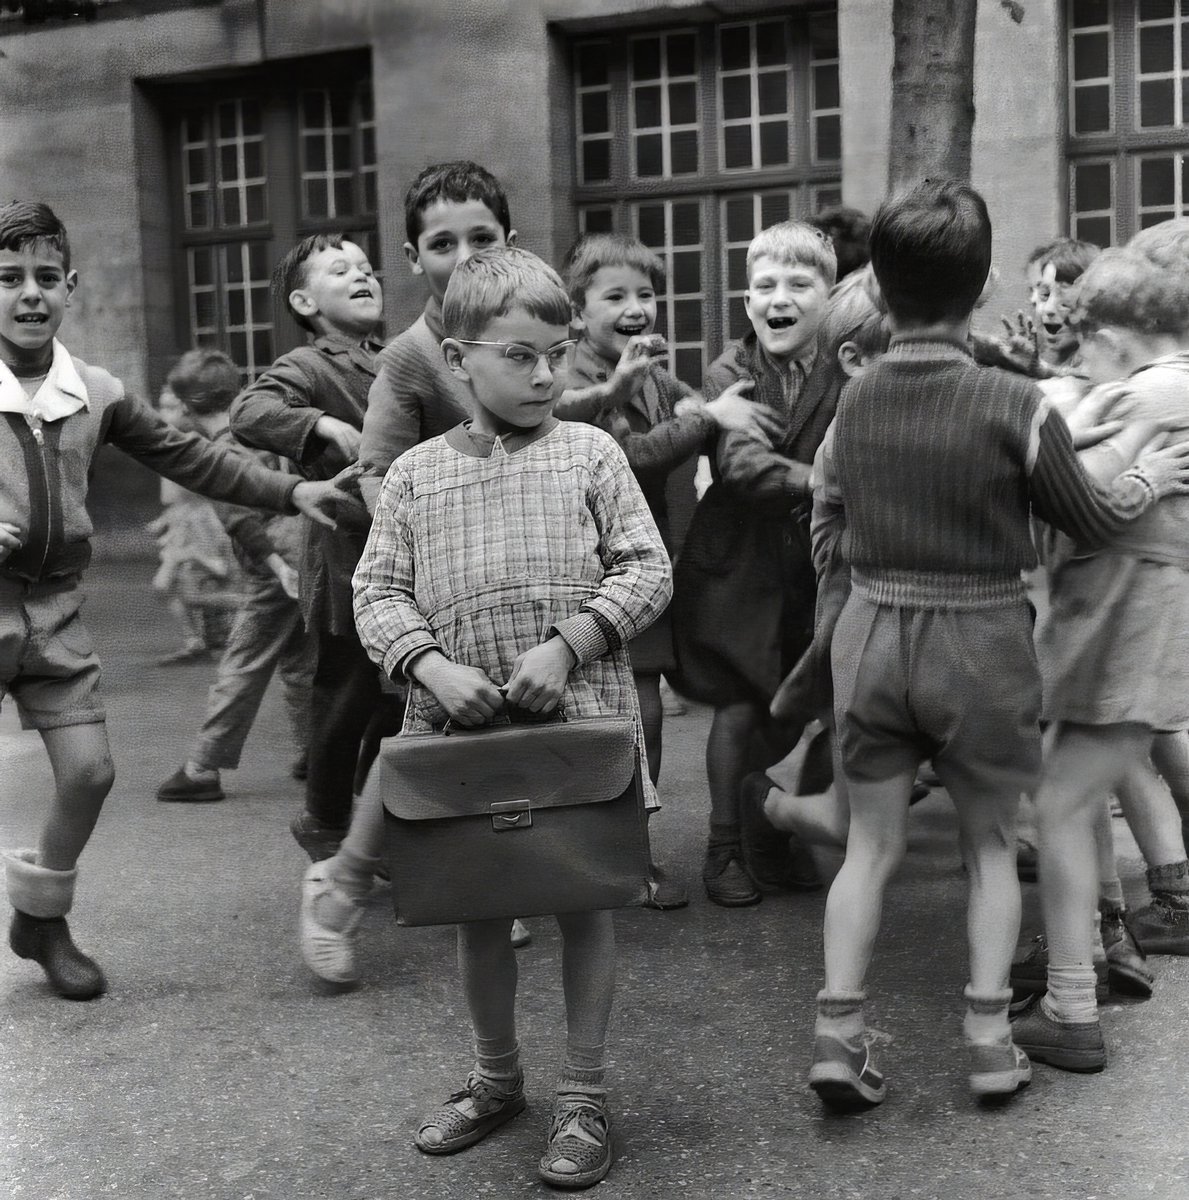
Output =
[
  {"x1": 418, "y1": 1071, "x2": 524, "y2": 1139},
  {"x1": 543, "y1": 1100, "x2": 610, "y2": 1169}
]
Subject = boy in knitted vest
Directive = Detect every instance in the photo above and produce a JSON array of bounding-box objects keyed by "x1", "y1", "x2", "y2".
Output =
[
  {"x1": 0, "y1": 202, "x2": 351, "y2": 1000},
  {"x1": 807, "y1": 180, "x2": 1189, "y2": 1108}
]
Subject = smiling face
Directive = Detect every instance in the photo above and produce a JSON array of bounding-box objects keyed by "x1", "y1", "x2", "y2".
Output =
[
  {"x1": 572, "y1": 264, "x2": 659, "y2": 361},
  {"x1": 290, "y1": 241, "x2": 381, "y2": 338},
  {"x1": 1029, "y1": 261, "x2": 1080, "y2": 364},
  {"x1": 0, "y1": 241, "x2": 76, "y2": 371},
  {"x1": 744, "y1": 254, "x2": 830, "y2": 361},
  {"x1": 445, "y1": 310, "x2": 570, "y2": 436},
  {"x1": 406, "y1": 199, "x2": 514, "y2": 304}
]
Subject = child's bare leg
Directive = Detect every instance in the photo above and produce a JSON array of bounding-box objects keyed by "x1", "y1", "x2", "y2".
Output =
[
  {"x1": 1093, "y1": 794, "x2": 1121, "y2": 911},
  {"x1": 763, "y1": 783, "x2": 849, "y2": 848},
  {"x1": 1152, "y1": 730, "x2": 1189, "y2": 815},
  {"x1": 822, "y1": 769, "x2": 914, "y2": 994},
  {"x1": 4, "y1": 722, "x2": 114, "y2": 1000},
  {"x1": 1114, "y1": 754, "x2": 1186, "y2": 869}
]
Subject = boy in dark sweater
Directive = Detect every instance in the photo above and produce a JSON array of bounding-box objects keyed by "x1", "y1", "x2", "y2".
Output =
[
  {"x1": 807, "y1": 180, "x2": 1189, "y2": 1109},
  {"x1": 0, "y1": 203, "x2": 348, "y2": 1000}
]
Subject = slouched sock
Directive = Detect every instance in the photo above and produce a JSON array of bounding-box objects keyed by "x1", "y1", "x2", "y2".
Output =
[
  {"x1": 814, "y1": 990, "x2": 866, "y2": 1041},
  {"x1": 1044, "y1": 964, "x2": 1099, "y2": 1024}
]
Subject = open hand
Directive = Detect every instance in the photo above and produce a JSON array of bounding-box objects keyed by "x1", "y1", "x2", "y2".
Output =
[
  {"x1": 0, "y1": 521, "x2": 22, "y2": 564},
  {"x1": 1064, "y1": 380, "x2": 1127, "y2": 449},
  {"x1": 313, "y1": 415, "x2": 362, "y2": 462},
  {"x1": 1134, "y1": 433, "x2": 1189, "y2": 498},
  {"x1": 609, "y1": 334, "x2": 666, "y2": 406},
  {"x1": 291, "y1": 464, "x2": 370, "y2": 531},
  {"x1": 703, "y1": 380, "x2": 782, "y2": 443},
  {"x1": 503, "y1": 636, "x2": 576, "y2": 714}
]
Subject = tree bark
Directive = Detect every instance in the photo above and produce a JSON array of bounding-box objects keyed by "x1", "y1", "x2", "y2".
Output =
[{"x1": 888, "y1": 0, "x2": 979, "y2": 189}]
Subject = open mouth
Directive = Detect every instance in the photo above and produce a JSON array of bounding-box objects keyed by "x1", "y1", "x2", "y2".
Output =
[
  {"x1": 614, "y1": 322, "x2": 647, "y2": 336},
  {"x1": 349, "y1": 288, "x2": 375, "y2": 301},
  {"x1": 1042, "y1": 322, "x2": 1064, "y2": 337},
  {"x1": 13, "y1": 313, "x2": 47, "y2": 325},
  {"x1": 767, "y1": 317, "x2": 796, "y2": 330}
]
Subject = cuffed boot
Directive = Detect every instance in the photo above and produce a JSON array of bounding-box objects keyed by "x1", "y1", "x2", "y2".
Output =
[{"x1": 6, "y1": 849, "x2": 106, "y2": 1000}]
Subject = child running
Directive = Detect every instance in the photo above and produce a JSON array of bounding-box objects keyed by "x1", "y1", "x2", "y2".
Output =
[
  {"x1": 351, "y1": 246, "x2": 670, "y2": 1189},
  {"x1": 806, "y1": 180, "x2": 1189, "y2": 1107}
]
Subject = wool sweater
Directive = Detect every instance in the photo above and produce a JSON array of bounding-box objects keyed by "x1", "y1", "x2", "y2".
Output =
[
  {"x1": 828, "y1": 336, "x2": 1160, "y2": 606},
  {"x1": 0, "y1": 352, "x2": 297, "y2": 585}
]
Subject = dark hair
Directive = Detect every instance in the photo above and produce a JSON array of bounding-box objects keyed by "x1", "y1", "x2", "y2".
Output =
[
  {"x1": 271, "y1": 232, "x2": 347, "y2": 333},
  {"x1": 869, "y1": 179, "x2": 992, "y2": 325},
  {"x1": 0, "y1": 201, "x2": 71, "y2": 272},
  {"x1": 442, "y1": 246, "x2": 571, "y2": 342},
  {"x1": 1026, "y1": 236, "x2": 1100, "y2": 284},
  {"x1": 807, "y1": 205, "x2": 872, "y2": 280},
  {"x1": 166, "y1": 348, "x2": 241, "y2": 416},
  {"x1": 1069, "y1": 248, "x2": 1189, "y2": 337},
  {"x1": 404, "y1": 161, "x2": 512, "y2": 245},
  {"x1": 563, "y1": 233, "x2": 666, "y2": 309}
]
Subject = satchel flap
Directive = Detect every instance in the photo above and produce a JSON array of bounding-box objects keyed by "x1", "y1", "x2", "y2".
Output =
[{"x1": 375, "y1": 716, "x2": 639, "y2": 821}]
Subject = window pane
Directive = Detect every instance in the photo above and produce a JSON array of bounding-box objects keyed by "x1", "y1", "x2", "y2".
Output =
[
  {"x1": 1140, "y1": 78, "x2": 1175, "y2": 126},
  {"x1": 333, "y1": 177, "x2": 354, "y2": 217},
  {"x1": 220, "y1": 143, "x2": 239, "y2": 181},
  {"x1": 1071, "y1": 0, "x2": 1110, "y2": 26},
  {"x1": 577, "y1": 41, "x2": 610, "y2": 88},
  {"x1": 722, "y1": 75, "x2": 751, "y2": 120},
  {"x1": 306, "y1": 178, "x2": 329, "y2": 218},
  {"x1": 1075, "y1": 161, "x2": 1112, "y2": 210},
  {"x1": 248, "y1": 242, "x2": 269, "y2": 278},
  {"x1": 363, "y1": 173, "x2": 377, "y2": 213},
  {"x1": 1074, "y1": 85, "x2": 1111, "y2": 133},
  {"x1": 217, "y1": 101, "x2": 238, "y2": 140},
  {"x1": 301, "y1": 90, "x2": 324, "y2": 127},
  {"x1": 1076, "y1": 215, "x2": 1112, "y2": 246},
  {"x1": 186, "y1": 147, "x2": 208, "y2": 184},
  {"x1": 673, "y1": 298, "x2": 702, "y2": 342},
  {"x1": 228, "y1": 288, "x2": 245, "y2": 327},
  {"x1": 672, "y1": 201, "x2": 700, "y2": 245},
  {"x1": 188, "y1": 192, "x2": 210, "y2": 230},
  {"x1": 194, "y1": 291, "x2": 216, "y2": 330},
  {"x1": 759, "y1": 70, "x2": 789, "y2": 116},
  {"x1": 815, "y1": 114, "x2": 841, "y2": 163},
  {"x1": 240, "y1": 99, "x2": 262, "y2": 137},
  {"x1": 760, "y1": 120, "x2": 789, "y2": 166},
  {"x1": 809, "y1": 11, "x2": 839, "y2": 58},
  {"x1": 1073, "y1": 31, "x2": 1110, "y2": 79},
  {"x1": 582, "y1": 140, "x2": 611, "y2": 183},
  {"x1": 332, "y1": 133, "x2": 352, "y2": 169},
  {"x1": 672, "y1": 251, "x2": 701, "y2": 293},
  {"x1": 755, "y1": 20, "x2": 786, "y2": 68},
  {"x1": 1141, "y1": 156, "x2": 1175, "y2": 207},
  {"x1": 1141, "y1": 208, "x2": 1176, "y2": 228},
  {"x1": 581, "y1": 207, "x2": 614, "y2": 234},
  {"x1": 228, "y1": 332, "x2": 248, "y2": 366},
  {"x1": 304, "y1": 134, "x2": 326, "y2": 173},
  {"x1": 243, "y1": 140, "x2": 264, "y2": 179},
  {"x1": 183, "y1": 112, "x2": 206, "y2": 144},
  {"x1": 329, "y1": 90, "x2": 351, "y2": 127},
  {"x1": 253, "y1": 330, "x2": 273, "y2": 366},
  {"x1": 668, "y1": 33, "x2": 697, "y2": 78},
  {"x1": 191, "y1": 246, "x2": 214, "y2": 287},
  {"x1": 635, "y1": 133, "x2": 664, "y2": 177},
  {"x1": 631, "y1": 37, "x2": 661, "y2": 81},
  {"x1": 361, "y1": 126, "x2": 376, "y2": 165},
  {"x1": 670, "y1": 81, "x2": 697, "y2": 126},
  {"x1": 220, "y1": 187, "x2": 242, "y2": 226},
  {"x1": 674, "y1": 347, "x2": 702, "y2": 390},
  {"x1": 671, "y1": 129, "x2": 699, "y2": 175},
  {"x1": 720, "y1": 25, "x2": 750, "y2": 73},
  {"x1": 244, "y1": 184, "x2": 266, "y2": 224},
  {"x1": 581, "y1": 91, "x2": 610, "y2": 135},
  {"x1": 727, "y1": 245, "x2": 749, "y2": 292},
  {"x1": 634, "y1": 85, "x2": 662, "y2": 129},
  {"x1": 1139, "y1": 0, "x2": 1176, "y2": 18},
  {"x1": 1139, "y1": 26, "x2": 1175, "y2": 75},
  {"x1": 637, "y1": 204, "x2": 665, "y2": 247},
  {"x1": 724, "y1": 197, "x2": 753, "y2": 242},
  {"x1": 811, "y1": 63, "x2": 838, "y2": 111},
  {"x1": 728, "y1": 304, "x2": 750, "y2": 341},
  {"x1": 724, "y1": 124, "x2": 752, "y2": 169},
  {"x1": 761, "y1": 193, "x2": 791, "y2": 225}
]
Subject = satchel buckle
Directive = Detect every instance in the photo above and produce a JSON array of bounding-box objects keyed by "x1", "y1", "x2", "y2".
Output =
[{"x1": 490, "y1": 799, "x2": 533, "y2": 831}]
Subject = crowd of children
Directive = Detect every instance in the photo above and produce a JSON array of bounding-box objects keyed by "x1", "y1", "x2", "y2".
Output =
[{"x1": 5, "y1": 158, "x2": 1189, "y2": 1191}]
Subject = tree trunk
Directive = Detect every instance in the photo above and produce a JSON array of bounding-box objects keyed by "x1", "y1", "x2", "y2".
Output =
[{"x1": 888, "y1": 0, "x2": 979, "y2": 189}]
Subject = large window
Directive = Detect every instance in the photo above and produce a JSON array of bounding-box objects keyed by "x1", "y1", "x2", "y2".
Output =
[
  {"x1": 1068, "y1": 0, "x2": 1189, "y2": 245},
  {"x1": 165, "y1": 57, "x2": 377, "y2": 380},
  {"x1": 572, "y1": 9, "x2": 840, "y2": 387}
]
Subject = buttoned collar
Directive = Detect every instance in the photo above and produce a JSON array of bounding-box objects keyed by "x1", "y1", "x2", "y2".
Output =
[{"x1": 0, "y1": 339, "x2": 89, "y2": 419}]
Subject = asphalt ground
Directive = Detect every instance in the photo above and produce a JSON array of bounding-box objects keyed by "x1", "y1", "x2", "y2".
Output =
[{"x1": 2, "y1": 560, "x2": 1188, "y2": 1200}]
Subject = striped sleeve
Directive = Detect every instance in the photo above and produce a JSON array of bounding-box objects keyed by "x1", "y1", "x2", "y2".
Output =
[{"x1": 1028, "y1": 408, "x2": 1156, "y2": 545}]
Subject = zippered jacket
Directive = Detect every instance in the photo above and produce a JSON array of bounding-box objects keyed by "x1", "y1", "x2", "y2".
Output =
[{"x1": 0, "y1": 354, "x2": 299, "y2": 584}]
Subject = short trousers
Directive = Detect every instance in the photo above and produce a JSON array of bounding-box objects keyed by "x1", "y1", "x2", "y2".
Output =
[
  {"x1": 0, "y1": 575, "x2": 105, "y2": 731},
  {"x1": 831, "y1": 593, "x2": 1042, "y2": 798}
]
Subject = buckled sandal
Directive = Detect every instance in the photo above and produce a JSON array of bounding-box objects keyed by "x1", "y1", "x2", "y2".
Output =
[
  {"x1": 414, "y1": 1071, "x2": 526, "y2": 1155},
  {"x1": 537, "y1": 1098, "x2": 612, "y2": 1190}
]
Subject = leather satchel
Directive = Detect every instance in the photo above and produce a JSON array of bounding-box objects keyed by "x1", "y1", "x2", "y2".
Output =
[{"x1": 372, "y1": 713, "x2": 652, "y2": 926}]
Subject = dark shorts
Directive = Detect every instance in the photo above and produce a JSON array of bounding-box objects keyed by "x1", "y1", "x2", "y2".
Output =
[
  {"x1": 0, "y1": 576, "x2": 105, "y2": 731},
  {"x1": 831, "y1": 593, "x2": 1042, "y2": 797}
]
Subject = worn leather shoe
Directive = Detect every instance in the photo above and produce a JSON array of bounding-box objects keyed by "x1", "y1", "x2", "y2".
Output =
[
  {"x1": 702, "y1": 848, "x2": 760, "y2": 907},
  {"x1": 10, "y1": 912, "x2": 107, "y2": 1000},
  {"x1": 1011, "y1": 1000, "x2": 1105, "y2": 1073}
]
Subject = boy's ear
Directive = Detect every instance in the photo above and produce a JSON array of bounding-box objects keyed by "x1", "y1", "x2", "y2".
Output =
[
  {"x1": 288, "y1": 287, "x2": 319, "y2": 322},
  {"x1": 505, "y1": 228, "x2": 518, "y2": 248},
  {"x1": 837, "y1": 340, "x2": 864, "y2": 377},
  {"x1": 64, "y1": 270, "x2": 78, "y2": 305},
  {"x1": 403, "y1": 242, "x2": 424, "y2": 277},
  {"x1": 441, "y1": 338, "x2": 470, "y2": 379}
]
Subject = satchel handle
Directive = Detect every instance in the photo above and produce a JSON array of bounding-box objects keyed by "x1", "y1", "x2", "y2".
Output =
[{"x1": 442, "y1": 700, "x2": 568, "y2": 737}]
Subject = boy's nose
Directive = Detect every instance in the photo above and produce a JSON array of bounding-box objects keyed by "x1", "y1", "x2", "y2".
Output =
[{"x1": 530, "y1": 356, "x2": 554, "y2": 386}]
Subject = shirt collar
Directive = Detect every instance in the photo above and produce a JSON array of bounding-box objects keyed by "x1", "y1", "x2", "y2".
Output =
[
  {"x1": 447, "y1": 415, "x2": 559, "y2": 458},
  {"x1": 313, "y1": 332, "x2": 383, "y2": 356},
  {"x1": 0, "y1": 339, "x2": 89, "y2": 418}
]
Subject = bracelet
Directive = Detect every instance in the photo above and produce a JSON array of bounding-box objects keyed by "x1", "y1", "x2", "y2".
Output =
[{"x1": 1120, "y1": 466, "x2": 1158, "y2": 508}]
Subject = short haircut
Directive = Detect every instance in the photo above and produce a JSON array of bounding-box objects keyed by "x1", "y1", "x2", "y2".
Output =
[
  {"x1": 869, "y1": 178, "x2": 992, "y2": 325},
  {"x1": 442, "y1": 246, "x2": 571, "y2": 342},
  {"x1": 404, "y1": 160, "x2": 512, "y2": 245},
  {"x1": 846, "y1": 309, "x2": 892, "y2": 359},
  {"x1": 820, "y1": 272, "x2": 884, "y2": 354},
  {"x1": 1069, "y1": 248, "x2": 1189, "y2": 337},
  {"x1": 1026, "y1": 236, "x2": 1100, "y2": 284},
  {"x1": 746, "y1": 220, "x2": 837, "y2": 287},
  {"x1": 562, "y1": 233, "x2": 666, "y2": 309},
  {"x1": 1128, "y1": 217, "x2": 1189, "y2": 270},
  {"x1": 807, "y1": 205, "x2": 871, "y2": 280},
  {"x1": 0, "y1": 201, "x2": 71, "y2": 272},
  {"x1": 272, "y1": 232, "x2": 347, "y2": 333},
  {"x1": 166, "y1": 348, "x2": 241, "y2": 416}
]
